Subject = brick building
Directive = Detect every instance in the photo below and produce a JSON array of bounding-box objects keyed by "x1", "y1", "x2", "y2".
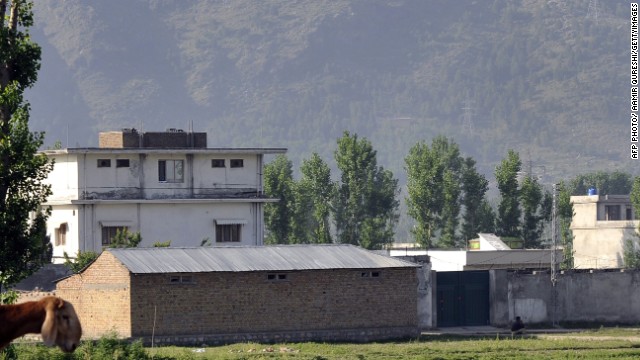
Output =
[{"x1": 56, "y1": 245, "x2": 421, "y2": 344}]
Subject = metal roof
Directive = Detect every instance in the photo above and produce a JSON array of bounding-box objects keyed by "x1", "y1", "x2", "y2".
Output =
[{"x1": 106, "y1": 244, "x2": 419, "y2": 274}]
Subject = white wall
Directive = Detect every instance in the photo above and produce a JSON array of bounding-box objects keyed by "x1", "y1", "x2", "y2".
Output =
[
  {"x1": 69, "y1": 201, "x2": 261, "y2": 255},
  {"x1": 48, "y1": 205, "x2": 81, "y2": 262},
  {"x1": 45, "y1": 154, "x2": 79, "y2": 202}
]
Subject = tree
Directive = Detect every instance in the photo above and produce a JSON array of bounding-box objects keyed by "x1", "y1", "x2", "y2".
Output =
[
  {"x1": 556, "y1": 181, "x2": 574, "y2": 269},
  {"x1": 519, "y1": 175, "x2": 544, "y2": 248},
  {"x1": 570, "y1": 171, "x2": 633, "y2": 196},
  {"x1": 631, "y1": 176, "x2": 640, "y2": 217},
  {"x1": 495, "y1": 149, "x2": 521, "y2": 238},
  {"x1": 63, "y1": 250, "x2": 99, "y2": 273},
  {"x1": 405, "y1": 136, "x2": 464, "y2": 248},
  {"x1": 0, "y1": 0, "x2": 53, "y2": 289},
  {"x1": 460, "y1": 157, "x2": 490, "y2": 242},
  {"x1": 263, "y1": 154, "x2": 294, "y2": 244},
  {"x1": 109, "y1": 228, "x2": 142, "y2": 248},
  {"x1": 624, "y1": 176, "x2": 640, "y2": 268},
  {"x1": 334, "y1": 131, "x2": 399, "y2": 249},
  {"x1": 405, "y1": 141, "x2": 444, "y2": 248},
  {"x1": 296, "y1": 153, "x2": 335, "y2": 244}
]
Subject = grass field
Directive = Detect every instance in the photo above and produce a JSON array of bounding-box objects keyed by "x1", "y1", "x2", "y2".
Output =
[
  {"x1": 145, "y1": 330, "x2": 640, "y2": 360},
  {"x1": 8, "y1": 328, "x2": 640, "y2": 360}
]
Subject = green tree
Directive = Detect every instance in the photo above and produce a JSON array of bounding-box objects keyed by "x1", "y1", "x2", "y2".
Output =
[
  {"x1": 109, "y1": 228, "x2": 142, "y2": 248},
  {"x1": 264, "y1": 154, "x2": 294, "y2": 244},
  {"x1": 63, "y1": 250, "x2": 99, "y2": 273},
  {"x1": 519, "y1": 175, "x2": 545, "y2": 248},
  {"x1": 476, "y1": 199, "x2": 496, "y2": 234},
  {"x1": 495, "y1": 149, "x2": 521, "y2": 238},
  {"x1": 461, "y1": 157, "x2": 490, "y2": 242},
  {"x1": 570, "y1": 171, "x2": 633, "y2": 196},
  {"x1": 555, "y1": 181, "x2": 574, "y2": 269},
  {"x1": 296, "y1": 153, "x2": 335, "y2": 244},
  {"x1": 432, "y1": 137, "x2": 463, "y2": 247},
  {"x1": 334, "y1": 131, "x2": 399, "y2": 249},
  {"x1": 631, "y1": 176, "x2": 640, "y2": 217},
  {"x1": 405, "y1": 136, "x2": 464, "y2": 248},
  {"x1": 405, "y1": 141, "x2": 444, "y2": 248},
  {"x1": 0, "y1": 0, "x2": 53, "y2": 290},
  {"x1": 624, "y1": 177, "x2": 640, "y2": 268},
  {"x1": 556, "y1": 181, "x2": 574, "y2": 269}
]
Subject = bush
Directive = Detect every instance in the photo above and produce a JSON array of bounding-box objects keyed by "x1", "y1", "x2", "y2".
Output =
[{"x1": 10, "y1": 334, "x2": 159, "y2": 360}]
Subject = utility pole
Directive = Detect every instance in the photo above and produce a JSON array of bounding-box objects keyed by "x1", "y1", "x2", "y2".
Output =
[
  {"x1": 551, "y1": 183, "x2": 559, "y2": 285},
  {"x1": 550, "y1": 183, "x2": 559, "y2": 327}
]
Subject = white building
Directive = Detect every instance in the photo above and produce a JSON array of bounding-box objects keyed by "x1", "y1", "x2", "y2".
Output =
[
  {"x1": 41, "y1": 129, "x2": 286, "y2": 262},
  {"x1": 389, "y1": 234, "x2": 556, "y2": 272}
]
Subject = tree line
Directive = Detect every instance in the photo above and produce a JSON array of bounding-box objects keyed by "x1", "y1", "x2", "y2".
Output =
[{"x1": 265, "y1": 133, "x2": 637, "y2": 253}]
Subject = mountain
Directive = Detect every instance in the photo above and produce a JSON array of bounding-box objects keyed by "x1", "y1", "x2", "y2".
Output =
[{"x1": 25, "y1": 0, "x2": 637, "y2": 185}]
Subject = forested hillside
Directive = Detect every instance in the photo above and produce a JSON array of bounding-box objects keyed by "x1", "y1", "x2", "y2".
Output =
[{"x1": 26, "y1": 0, "x2": 636, "y2": 184}]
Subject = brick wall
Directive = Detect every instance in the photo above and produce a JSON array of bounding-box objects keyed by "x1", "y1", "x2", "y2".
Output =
[
  {"x1": 56, "y1": 252, "x2": 132, "y2": 338},
  {"x1": 129, "y1": 268, "x2": 418, "y2": 340},
  {"x1": 99, "y1": 131, "x2": 140, "y2": 148}
]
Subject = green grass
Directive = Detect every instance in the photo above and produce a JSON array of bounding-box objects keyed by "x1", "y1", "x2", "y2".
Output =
[{"x1": 7, "y1": 330, "x2": 640, "y2": 360}]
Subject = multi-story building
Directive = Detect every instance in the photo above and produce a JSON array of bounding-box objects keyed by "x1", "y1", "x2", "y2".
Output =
[
  {"x1": 41, "y1": 128, "x2": 286, "y2": 262},
  {"x1": 571, "y1": 194, "x2": 639, "y2": 269}
]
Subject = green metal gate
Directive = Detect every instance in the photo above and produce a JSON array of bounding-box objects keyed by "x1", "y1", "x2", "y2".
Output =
[{"x1": 436, "y1": 271, "x2": 490, "y2": 327}]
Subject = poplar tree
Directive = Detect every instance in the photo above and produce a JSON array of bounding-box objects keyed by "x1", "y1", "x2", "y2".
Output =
[
  {"x1": 461, "y1": 157, "x2": 490, "y2": 242},
  {"x1": 0, "y1": 0, "x2": 53, "y2": 289},
  {"x1": 297, "y1": 153, "x2": 335, "y2": 244},
  {"x1": 263, "y1": 154, "x2": 294, "y2": 244},
  {"x1": 334, "y1": 131, "x2": 399, "y2": 249},
  {"x1": 495, "y1": 150, "x2": 521, "y2": 238}
]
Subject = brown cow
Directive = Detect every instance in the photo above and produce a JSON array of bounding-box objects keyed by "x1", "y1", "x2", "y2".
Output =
[{"x1": 0, "y1": 296, "x2": 82, "y2": 352}]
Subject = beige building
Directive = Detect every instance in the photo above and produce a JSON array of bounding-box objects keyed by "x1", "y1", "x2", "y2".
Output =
[{"x1": 571, "y1": 195, "x2": 640, "y2": 269}]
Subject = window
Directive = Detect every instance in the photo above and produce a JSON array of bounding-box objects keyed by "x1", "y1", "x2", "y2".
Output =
[
  {"x1": 605, "y1": 205, "x2": 621, "y2": 220},
  {"x1": 216, "y1": 224, "x2": 242, "y2": 242},
  {"x1": 55, "y1": 223, "x2": 67, "y2": 246},
  {"x1": 158, "y1": 160, "x2": 184, "y2": 183},
  {"x1": 102, "y1": 226, "x2": 127, "y2": 246},
  {"x1": 361, "y1": 271, "x2": 381, "y2": 278},
  {"x1": 211, "y1": 159, "x2": 225, "y2": 168},
  {"x1": 267, "y1": 273, "x2": 288, "y2": 281},
  {"x1": 230, "y1": 159, "x2": 244, "y2": 168},
  {"x1": 116, "y1": 159, "x2": 130, "y2": 168},
  {"x1": 97, "y1": 159, "x2": 111, "y2": 168},
  {"x1": 169, "y1": 275, "x2": 194, "y2": 284},
  {"x1": 627, "y1": 207, "x2": 634, "y2": 220}
]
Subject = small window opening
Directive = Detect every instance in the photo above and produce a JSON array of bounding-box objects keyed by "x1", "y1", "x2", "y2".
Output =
[
  {"x1": 230, "y1": 159, "x2": 244, "y2": 168},
  {"x1": 169, "y1": 275, "x2": 193, "y2": 284},
  {"x1": 211, "y1": 159, "x2": 225, "y2": 168},
  {"x1": 97, "y1": 159, "x2": 111, "y2": 168},
  {"x1": 116, "y1": 159, "x2": 130, "y2": 168},
  {"x1": 267, "y1": 273, "x2": 288, "y2": 281}
]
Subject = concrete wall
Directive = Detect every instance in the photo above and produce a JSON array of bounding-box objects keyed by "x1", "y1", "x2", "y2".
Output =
[
  {"x1": 571, "y1": 195, "x2": 640, "y2": 269},
  {"x1": 490, "y1": 269, "x2": 640, "y2": 327},
  {"x1": 52, "y1": 201, "x2": 262, "y2": 256}
]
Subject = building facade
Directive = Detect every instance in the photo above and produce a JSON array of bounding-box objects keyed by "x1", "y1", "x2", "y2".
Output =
[
  {"x1": 571, "y1": 194, "x2": 639, "y2": 269},
  {"x1": 41, "y1": 129, "x2": 286, "y2": 262},
  {"x1": 56, "y1": 245, "x2": 421, "y2": 344}
]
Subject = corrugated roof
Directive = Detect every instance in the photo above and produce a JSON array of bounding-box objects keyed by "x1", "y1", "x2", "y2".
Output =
[{"x1": 106, "y1": 244, "x2": 418, "y2": 274}]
